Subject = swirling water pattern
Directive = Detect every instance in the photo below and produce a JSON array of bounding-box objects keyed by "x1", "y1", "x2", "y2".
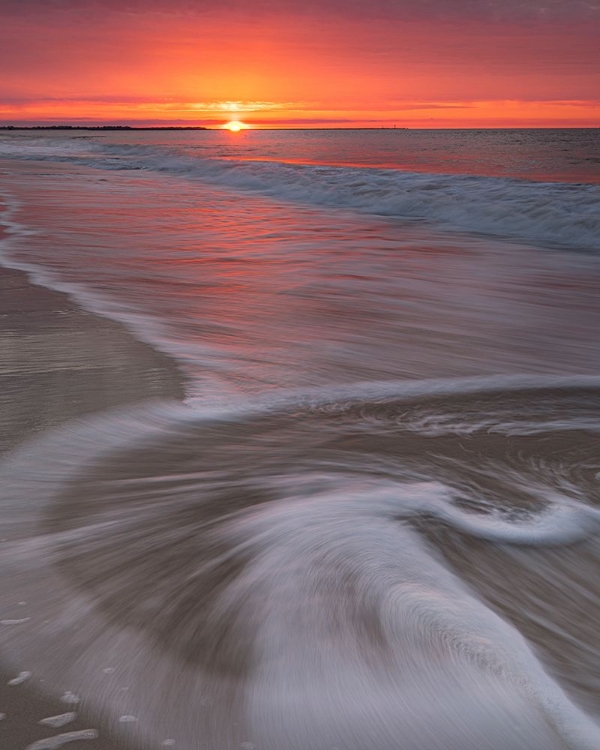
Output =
[{"x1": 1, "y1": 378, "x2": 600, "y2": 749}]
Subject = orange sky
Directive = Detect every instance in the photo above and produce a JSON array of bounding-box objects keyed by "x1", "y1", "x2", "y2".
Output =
[{"x1": 1, "y1": 1, "x2": 599, "y2": 127}]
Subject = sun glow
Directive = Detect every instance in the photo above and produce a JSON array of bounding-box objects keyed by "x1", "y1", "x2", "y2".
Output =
[{"x1": 223, "y1": 120, "x2": 247, "y2": 132}]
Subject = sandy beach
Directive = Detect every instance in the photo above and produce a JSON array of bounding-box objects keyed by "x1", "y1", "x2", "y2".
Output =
[{"x1": 0, "y1": 259, "x2": 184, "y2": 749}]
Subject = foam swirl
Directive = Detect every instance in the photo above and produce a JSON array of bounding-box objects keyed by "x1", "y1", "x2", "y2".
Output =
[{"x1": 1, "y1": 376, "x2": 600, "y2": 749}]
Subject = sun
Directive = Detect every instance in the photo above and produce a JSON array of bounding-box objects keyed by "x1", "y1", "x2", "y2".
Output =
[{"x1": 223, "y1": 120, "x2": 247, "y2": 132}]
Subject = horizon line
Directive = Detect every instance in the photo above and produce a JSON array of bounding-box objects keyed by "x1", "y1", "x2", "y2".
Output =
[{"x1": 1, "y1": 124, "x2": 599, "y2": 131}]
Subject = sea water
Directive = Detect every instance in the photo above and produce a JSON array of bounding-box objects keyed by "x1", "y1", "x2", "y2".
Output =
[{"x1": 0, "y1": 128, "x2": 600, "y2": 749}]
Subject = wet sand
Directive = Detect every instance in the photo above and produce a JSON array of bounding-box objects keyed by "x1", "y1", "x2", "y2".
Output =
[{"x1": 0, "y1": 260, "x2": 185, "y2": 748}]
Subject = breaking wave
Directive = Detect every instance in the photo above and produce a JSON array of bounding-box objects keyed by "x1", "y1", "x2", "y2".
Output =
[{"x1": 1, "y1": 135, "x2": 599, "y2": 251}]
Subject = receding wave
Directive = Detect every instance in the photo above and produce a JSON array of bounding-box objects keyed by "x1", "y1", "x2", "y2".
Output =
[
  {"x1": 1, "y1": 376, "x2": 600, "y2": 749},
  {"x1": 1, "y1": 136, "x2": 599, "y2": 251}
]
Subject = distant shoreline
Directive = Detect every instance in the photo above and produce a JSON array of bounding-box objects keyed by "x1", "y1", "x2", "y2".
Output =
[
  {"x1": 0, "y1": 125, "x2": 411, "y2": 131},
  {"x1": 0, "y1": 125, "x2": 208, "y2": 131}
]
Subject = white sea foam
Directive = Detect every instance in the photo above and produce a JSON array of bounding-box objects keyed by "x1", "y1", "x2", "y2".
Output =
[
  {"x1": 39, "y1": 713, "x2": 77, "y2": 728},
  {"x1": 25, "y1": 729, "x2": 99, "y2": 750},
  {"x1": 60, "y1": 691, "x2": 80, "y2": 705},
  {"x1": 8, "y1": 671, "x2": 31, "y2": 686}
]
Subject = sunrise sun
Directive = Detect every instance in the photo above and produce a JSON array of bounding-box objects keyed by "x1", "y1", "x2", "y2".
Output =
[{"x1": 223, "y1": 120, "x2": 247, "y2": 132}]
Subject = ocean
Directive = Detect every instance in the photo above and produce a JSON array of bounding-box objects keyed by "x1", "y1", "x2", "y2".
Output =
[{"x1": 1, "y1": 128, "x2": 600, "y2": 749}]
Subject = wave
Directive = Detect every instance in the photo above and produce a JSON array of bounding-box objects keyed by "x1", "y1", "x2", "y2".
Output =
[
  {"x1": 1, "y1": 135, "x2": 599, "y2": 251},
  {"x1": 1, "y1": 376, "x2": 600, "y2": 749}
]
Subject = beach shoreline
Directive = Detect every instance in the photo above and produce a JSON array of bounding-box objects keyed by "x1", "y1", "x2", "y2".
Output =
[
  {"x1": 0, "y1": 262, "x2": 186, "y2": 453},
  {"x1": 0, "y1": 224, "x2": 185, "y2": 748}
]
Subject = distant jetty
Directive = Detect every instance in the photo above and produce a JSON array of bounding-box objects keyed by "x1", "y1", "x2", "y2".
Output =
[{"x1": 0, "y1": 125, "x2": 208, "y2": 131}]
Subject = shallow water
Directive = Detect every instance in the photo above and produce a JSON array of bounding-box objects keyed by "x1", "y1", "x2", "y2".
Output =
[{"x1": 1, "y1": 129, "x2": 600, "y2": 749}]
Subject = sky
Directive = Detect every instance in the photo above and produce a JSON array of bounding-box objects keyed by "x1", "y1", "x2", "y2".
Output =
[{"x1": 1, "y1": 0, "x2": 599, "y2": 127}]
